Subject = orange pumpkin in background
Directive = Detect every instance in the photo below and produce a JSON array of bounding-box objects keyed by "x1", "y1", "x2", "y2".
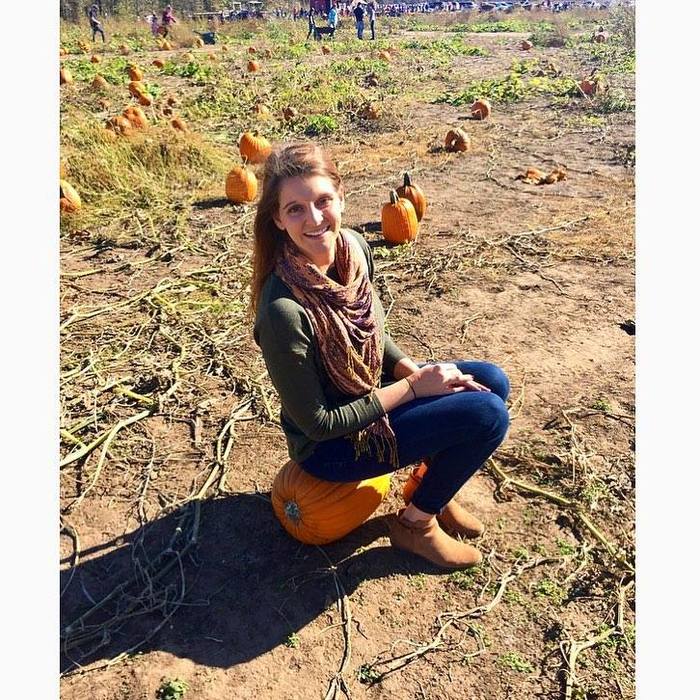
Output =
[
  {"x1": 123, "y1": 105, "x2": 148, "y2": 129},
  {"x1": 60, "y1": 67, "x2": 73, "y2": 85},
  {"x1": 152, "y1": 58, "x2": 165, "y2": 68},
  {"x1": 382, "y1": 190, "x2": 419, "y2": 244},
  {"x1": 470, "y1": 99, "x2": 492, "y2": 120},
  {"x1": 127, "y1": 64, "x2": 143, "y2": 82},
  {"x1": 271, "y1": 461, "x2": 391, "y2": 545},
  {"x1": 444, "y1": 128, "x2": 471, "y2": 153},
  {"x1": 90, "y1": 54, "x2": 101, "y2": 63},
  {"x1": 239, "y1": 132, "x2": 272, "y2": 164},
  {"x1": 170, "y1": 116, "x2": 188, "y2": 132},
  {"x1": 91, "y1": 75, "x2": 109, "y2": 90},
  {"x1": 247, "y1": 60, "x2": 260, "y2": 72},
  {"x1": 106, "y1": 115, "x2": 133, "y2": 136},
  {"x1": 225, "y1": 164, "x2": 258, "y2": 203},
  {"x1": 128, "y1": 80, "x2": 146, "y2": 97},
  {"x1": 60, "y1": 180, "x2": 82, "y2": 213}
]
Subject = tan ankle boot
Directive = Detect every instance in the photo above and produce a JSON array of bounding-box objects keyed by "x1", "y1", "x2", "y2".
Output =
[
  {"x1": 387, "y1": 510, "x2": 482, "y2": 569},
  {"x1": 403, "y1": 465, "x2": 485, "y2": 539}
]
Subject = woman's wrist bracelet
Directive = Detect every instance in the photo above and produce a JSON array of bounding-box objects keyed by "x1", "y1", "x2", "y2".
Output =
[{"x1": 404, "y1": 376, "x2": 417, "y2": 399}]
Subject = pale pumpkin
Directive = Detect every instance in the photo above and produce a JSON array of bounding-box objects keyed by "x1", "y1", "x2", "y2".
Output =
[
  {"x1": 444, "y1": 128, "x2": 471, "y2": 153},
  {"x1": 123, "y1": 105, "x2": 148, "y2": 129},
  {"x1": 91, "y1": 75, "x2": 109, "y2": 90},
  {"x1": 161, "y1": 40, "x2": 173, "y2": 51},
  {"x1": 182, "y1": 52, "x2": 195, "y2": 62},
  {"x1": 225, "y1": 164, "x2": 258, "y2": 203},
  {"x1": 271, "y1": 460, "x2": 391, "y2": 545},
  {"x1": 60, "y1": 180, "x2": 81, "y2": 213},
  {"x1": 382, "y1": 190, "x2": 419, "y2": 244},
  {"x1": 239, "y1": 132, "x2": 272, "y2": 164},
  {"x1": 396, "y1": 172, "x2": 427, "y2": 222},
  {"x1": 470, "y1": 99, "x2": 492, "y2": 120}
]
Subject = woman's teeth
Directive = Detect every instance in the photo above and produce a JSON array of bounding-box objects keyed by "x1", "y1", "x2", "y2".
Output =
[{"x1": 305, "y1": 226, "x2": 329, "y2": 238}]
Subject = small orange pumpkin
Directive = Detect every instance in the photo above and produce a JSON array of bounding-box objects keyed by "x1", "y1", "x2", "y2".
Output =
[
  {"x1": 119, "y1": 43, "x2": 131, "y2": 55},
  {"x1": 382, "y1": 190, "x2": 419, "y2": 244},
  {"x1": 161, "y1": 40, "x2": 173, "y2": 51},
  {"x1": 152, "y1": 58, "x2": 165, "y2": 68},
  {"x1": 271, "y1": 461, "x2": 391, "y2": 545},
  {"x1": 170, "y1": 116, "x2": 188, "y2": 132},
  {"x1": 60, "y1": 67, "x2": 73, "y2": 85},
  {"x1": 247, "y1": 46, "x2": 257, "y2": 54},
  {"x1": 60, "y1": 180, "x2": 82, "y2": 213},
  {"x1": 515, "y1": 167, "x2": 547, "y2": 184},
  {"x1": 208, "y1": 53, "x2": 218, "y2": 62},
  {"x1": 123, "y1": 105, "x2": 148, "y2": 129},
  {"x1": 322, "y1": 45, "x2": 331, "y2": 55},
  {"x1": 225, "y1": 164, "x2": 258, "y2": 203},
  {"x1": 194, "y1": 37, "x2": 204, "y2": 48},
  {"x1": 520, "y1": 40, "x2": 533, "y2": 50},
  {"x1": 470, "y1": 99, "x2": 492, "y2": 120},
  {"x1": 247, "y1": 60, "x2": 260, "y2": 72},
  {"x1": 359, "y1": 103, "x2": 380, "y2": 120},
  {"x1": 106, "y1": 114, "x2": 133, "y2": 136},
  {"x1": 221, "y1": 44, "x2": 229, "y2": 52},
  {"x1": 378, "y1": 50, "x2": 392, "y2": 62},
  {"x1": 544, "y1": 167, "x2": 567, "y2": 184},
  {"x1": 239, "y1": 132, "x2": 272, "y2": 164},
  {"x1": 90, "y1": 54, "x2": 101, "y2": 63},
  {"x1": 127, "y1": 65, "x2": 143, "y2": 81},
  {"x1": 128, "y1": 80, "x2": 146, "y2": 97},
  {"x1": 444, "y1": 128, "x2": 471, "y2": 153},
  {"x1": 137, "y1": 92, "x2": 153, "y2": 106},
  {"x1": 396, "y1": 172, "x2": 427, "y2": 223},
  {"x1": 91, "y1": 75, "x2": 109, "y2": 90}
]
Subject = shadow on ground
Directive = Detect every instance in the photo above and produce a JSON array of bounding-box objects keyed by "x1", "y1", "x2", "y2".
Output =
[{"x1": 60, "y1": 494, "x2": 424, "y2": 674}]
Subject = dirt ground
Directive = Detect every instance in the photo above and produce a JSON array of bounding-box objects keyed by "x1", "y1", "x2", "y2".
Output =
[{"x1": 60, "y1": 15, "x2": 635, "y2": 700}]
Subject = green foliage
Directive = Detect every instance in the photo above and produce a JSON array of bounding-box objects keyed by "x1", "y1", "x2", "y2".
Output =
[
  {"x1": 449, "y1": 20, "x2": 544, "y2": 33},
  {"x1": 63, "y1": 56, "x2": 130, "y2": 85},
  {"x1": 448, "y1": 568, "x2": 479, "y2": 590},
  {"x1": 529, "y1": 22, "x2": 570, "y2": 48},
  {"x1": 588, "y1": 44, "x2": 635, "y2": 73},
  {"x1": 497, "y1": 652, "x2": 534, "y2": 673},
  {"x1": 304, "y1": 114, "x2": 339, "y2": 136},
  {"x1": 593, "y1": 89, "x2": 634, "y2": 114},
  {"x1": 408, "y1": 573, "x2": 427, "y2": 589},
  {"x1": 535, "y1": 578, "x2": 566, "y2": 604},
  {"x1": 399, "y1": 38, "x2": 488, "y2": 57},
  {"x1": 556, "y1": 539, "x2": 577, "y2": 556},
  {"x1": 163, "y1": 61, "x2": 214, "y2": 84},
  {"x1": 284, "y1": 632, "x2": 301, "y2": 648},
  {"x1": 156, "y1": 678, "x2": 188, "y2": 700},
  {"x1": 358, "y1": 663, "x2": 381, "y2": 684}
]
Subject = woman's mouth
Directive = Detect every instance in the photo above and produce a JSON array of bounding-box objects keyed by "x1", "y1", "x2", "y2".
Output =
[{"x1": 304, "y1": 225, "x2": 331, "y2": 239}]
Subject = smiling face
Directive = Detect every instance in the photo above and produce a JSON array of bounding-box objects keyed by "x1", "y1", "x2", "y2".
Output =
[{"x1": 273, "y1": 174, "x2": 345, "y2": 273}]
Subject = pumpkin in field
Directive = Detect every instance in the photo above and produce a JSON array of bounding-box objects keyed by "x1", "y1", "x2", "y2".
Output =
[
  {"x1": 60, "y1": 180, "x2": 81, "y2": 213},
  {"x1": 239, "y1": 132, "x2": 272, "y2": 164},
  {"x1": 119, "y1": 43, "x2": 130, "y2": 55},
  {"x1": 444, "y1": 128, "x2": 471, "y2": 153},
  {"x1": 182, "y1": 52, "x2": 195, "y2": 62},
  {"x1": 254, "y1": 103, "x2": 271, "y2": 119},
  {"x1": 248, "y1": 46, "x2": 257, "y2": 54},
  {"x1": 98, "y1": 98, "x2": 111, "y2": 110},
  {"x1": 194, "y1": 37, "x2": 204, "y2": 48},
  {"x1": 60, "y1": 47, "x2": 67, "y2": 56},
  {"x1": 282, "y1": 105, "x2": 297, "y2": 121},
  {"x1": 123, "y1": 105, "x2": 148, "y2": 129},
  {"x1": 166, "y1": 95, "x2": 178, "y2": 107},
  {"x1": 106, "y1": 114, "x2": 133, "y2": 136},
  {"x1": 544, "y1": 167, "x2": 567, "y2": 184},
  {"x1": 207, "y1": 53, "x2": 218, "y2": 62},
  {"x1": 152, "y1": 58, "x2": 165, "y2": 68},
  {"x1": 359, "y1": 103, "x2": 380, "y2": 120},
  {"x1": 127, "y1": 64, "x2": 143, "y2": 81},
  {"x1": 90, "y1": 54, "x2": 101, "y2": 64},
  {"x1": 128, "y1": 80, "x2": 146, "y2": 97},
  {"x1": 247, "y1": 60, "x2": 260, "y2": 72},
  {"x1": 161, "y1": 40, "x2": 173, "y2": 51},
  {"x1": 271, "y1": 461, "x2": 391, "y2": 545},
  {"x1": 137, "y1": 92, "x2": 153, "y2": 106},
  {"x1": 322, "y1": 45, "x2": 331, "y2": 55},
  {"x1": 579, "y1": 76, "x2": 605, "y2": 96},
  {"x1": 60, "y1": 67, "x2": 73, "y2": 85},
  {"x1": 515, "y1": 167, "x2": 547, "y2": 184},
  {"x1": 263, "y1": 49, "x2": 273, "y2": 58},
  {"x1": 170, "y1": 116, "x2": 188, "y2": 132},
  {"x1": 378, "y1": 50, "x2": 392, "y2": 62},
  {"x1": 91, "y1": 75, "x2": 109, "y2": 90},
  {"x1": 593, "y1": 31, "x2": 609, "y2": 43},
  {"x1": 396, "y1": 172, "x2": 427, "y2": 222},
  {"x1": 470, "y1": 98, "x2": 492, "y2": 120},
  {"x1": 520, "y1": 40, "x2": 533, "y2": 50},
  {"x1": 382, "y1": 190, "x2": 419, "y2": 244},
  {"x1": 221, "y1": 44, "x2": 229, "y2": 52},
  {"x1": 225, "y1": 164, "x2": 258, "y2": 203}
]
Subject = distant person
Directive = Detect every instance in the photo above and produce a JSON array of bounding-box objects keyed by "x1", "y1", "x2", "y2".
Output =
[
  {"x1": 306, "y1": 7, "x2": 316, "y2": 41},
  {"x1": 353, "y1": 1, "x2": 366, "y2": 39},
  {"x1": 368, "y1": 1, "x2": 377, "y2": 40},
  {"x1": 88, "y1": 3, "x2": 106, "y2": 43},
  {"x1": 328, "y1": 2, "x2": 338, "y2": 29},
  {"x1": 160, "y1": 4, "x2": 177, "y2": 37}
]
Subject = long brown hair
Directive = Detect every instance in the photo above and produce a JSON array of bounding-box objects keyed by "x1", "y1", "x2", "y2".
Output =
[{"x1": 249, "y1": 142, "x2": 343, "y2": 316}]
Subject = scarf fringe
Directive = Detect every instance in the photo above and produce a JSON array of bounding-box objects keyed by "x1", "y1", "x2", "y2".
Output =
[{"x1": 352, "y1": 415, "x2": 400, "y2": 470}]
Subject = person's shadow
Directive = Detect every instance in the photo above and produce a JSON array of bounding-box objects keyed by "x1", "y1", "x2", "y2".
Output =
[{"x1": 60, "y1": 493, "x2": 425, "y2": 674}]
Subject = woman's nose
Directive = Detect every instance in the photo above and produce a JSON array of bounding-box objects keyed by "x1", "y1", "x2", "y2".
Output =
[{"x1": 308, "y1": 204, "x2": 324, "y2": 226}]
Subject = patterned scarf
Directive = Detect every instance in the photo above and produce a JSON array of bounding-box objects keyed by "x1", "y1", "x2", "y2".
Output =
[{"x1": 275, "y1": 229, "x2": 399, "y2": 467}]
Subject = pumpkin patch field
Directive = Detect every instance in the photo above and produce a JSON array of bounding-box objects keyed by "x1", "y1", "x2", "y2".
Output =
[{"x1": 60, "y1": 7, "x2": 635, "y2": 700}]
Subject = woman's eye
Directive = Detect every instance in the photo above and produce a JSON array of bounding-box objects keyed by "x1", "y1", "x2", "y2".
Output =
[
  {"x1": 288, "y1": 206, "x2": 303, "y2": 214},
  {"x1": 317, "y1": 197, "x2": 332, "y2": 207}
]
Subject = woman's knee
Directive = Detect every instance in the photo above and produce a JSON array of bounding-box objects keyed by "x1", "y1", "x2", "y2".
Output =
[
  {"x1": 466, "y1": 392, "x2": 510, "y2": 443},
  {"x1": 464, "y1": 361, "x2": 510, "y2": 402}
]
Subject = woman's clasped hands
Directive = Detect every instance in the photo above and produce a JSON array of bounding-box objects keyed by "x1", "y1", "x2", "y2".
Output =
[{"x1": 407, "y1": 363, "x2": 491, "y2": 398}]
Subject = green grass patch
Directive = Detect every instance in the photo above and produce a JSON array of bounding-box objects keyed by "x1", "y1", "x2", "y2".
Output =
[
  {"x1": 449, "y1": 19, "x2": 545, "y2": 33},
  {"x1": 497, "y1": 651, "x2": 534, "y2": 673}
]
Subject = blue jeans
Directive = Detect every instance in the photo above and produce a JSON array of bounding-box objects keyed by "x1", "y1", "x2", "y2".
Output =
[
  {"x1": 356, "y1": 19, "x2": 364, "y2": 39},
  {"x1": 301, "y1": 361, "x2": 510, "y2": 514}
]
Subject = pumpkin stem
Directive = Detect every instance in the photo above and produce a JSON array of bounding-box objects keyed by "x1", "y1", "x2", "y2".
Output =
[
  {"x1": 284, "y1": 500, "x2": 301, "y2": 523},
  {"x1": 389, "y1": 190, "x2": 399, "y2": 205},
  {"x1": 403, "y1": 172, "x2": 411, "y2": 188}
]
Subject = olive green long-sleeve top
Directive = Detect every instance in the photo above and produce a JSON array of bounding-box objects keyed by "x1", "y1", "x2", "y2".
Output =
[{"x1": 254, "y1": 229, "x2": 407, "y2": 463}]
